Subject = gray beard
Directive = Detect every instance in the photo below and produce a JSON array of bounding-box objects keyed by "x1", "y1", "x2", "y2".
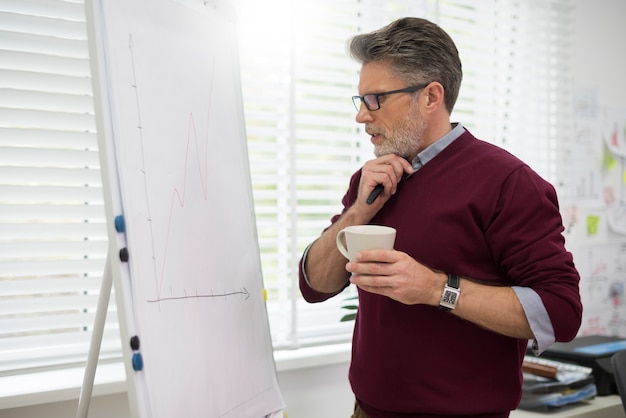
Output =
[{"x1": 373, "y1": 112, "x2": 426, "y2": 160}]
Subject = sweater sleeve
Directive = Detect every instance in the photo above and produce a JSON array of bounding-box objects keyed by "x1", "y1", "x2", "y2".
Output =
[
  {"x1": 488, "y1": 166, "x2": 582, "y2": 342},
  {"x1": 298, "y1": 170, "x2": 362, "y2": 303},
  {"x1": 299, "y1": 242, "x2": 349, "y2": 302}
]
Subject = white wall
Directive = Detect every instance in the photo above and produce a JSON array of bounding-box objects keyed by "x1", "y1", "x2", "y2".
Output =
[
  {"x1": 277, "y1": 362, "x2": 354, "y2": 418},
  {"x1": 0, "y1": 393, "x2": 129, "y2": 418},
  {"x1": 571, "y1": 0, "x2": 626, "y2": 107},
  {"x1": 0, "y1": 362, "x2": 354, "y2": 418},
  {"x1": 2, "y1": 1, "x2": 625, "y2": 417}
]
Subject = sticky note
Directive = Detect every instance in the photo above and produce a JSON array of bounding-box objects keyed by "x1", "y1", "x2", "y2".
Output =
[
  {"x1": 587, "y1": 214, "x2": 599, "y2": 236},
  {"x1": 603, "y1": 143, "x2": 616, "y2": 170}
]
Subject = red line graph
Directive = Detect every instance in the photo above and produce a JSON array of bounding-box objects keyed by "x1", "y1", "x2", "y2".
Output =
[
  {"x1": 155, "y1": 112, "x2": 209, "y2": 300},
  {"x1": 126, "y1": 34, "x2": 249, "y2": 304}
]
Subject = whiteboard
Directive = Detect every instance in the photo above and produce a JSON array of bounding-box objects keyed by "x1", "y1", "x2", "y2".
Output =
[{"x1": 86, "y1": 0, "x2": 284, "y2": 416}]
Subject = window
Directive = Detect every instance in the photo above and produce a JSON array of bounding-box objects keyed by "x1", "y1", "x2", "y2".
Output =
[
  {"x1": 236, "y1": 0, "x2": 366, "y2": 349},
  {"x1": 0, "y1": 0, "x2": 572, "y2": 392},
  {"x1": 237, "y1": 0, "x2": 573, "y2": 350},
  {"x1": 0, "y1": 0, "x2": 117, "y2": 377}
]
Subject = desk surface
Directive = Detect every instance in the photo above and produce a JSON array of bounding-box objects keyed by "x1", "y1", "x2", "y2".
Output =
[{"x1": 510, "y1": 395, "x2": 624, "y2": 418}]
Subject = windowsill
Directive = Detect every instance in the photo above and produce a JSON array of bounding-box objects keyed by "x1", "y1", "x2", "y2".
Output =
[
  {"x1": 274, "y1": 342, "x2": 351, "y2": 372},
  {"x1": 0, "y1": 362, "x2": 128, "y2": 410},
  {"x1": 0, "y1": 343, "x2": 352, "y2": 410}
]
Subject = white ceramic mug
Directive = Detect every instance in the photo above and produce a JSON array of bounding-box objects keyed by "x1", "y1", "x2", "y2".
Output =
[{"x1": 335, "y1": 225, "x2": 396, "y2": 260}]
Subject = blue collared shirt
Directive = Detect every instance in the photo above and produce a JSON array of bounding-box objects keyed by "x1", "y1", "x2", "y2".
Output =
[{"x1": 411, "y1": 122, "x2": 465, "y2": 170}]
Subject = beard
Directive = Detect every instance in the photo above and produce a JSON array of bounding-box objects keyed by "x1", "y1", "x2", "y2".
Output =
[{"x1": 370, "y1": 102, "x2": 427, "y2": 160}]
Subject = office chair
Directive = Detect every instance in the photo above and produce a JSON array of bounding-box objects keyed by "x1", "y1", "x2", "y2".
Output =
[{"x1": 612, "y1": 349, "x2": 626, "y2": 414}]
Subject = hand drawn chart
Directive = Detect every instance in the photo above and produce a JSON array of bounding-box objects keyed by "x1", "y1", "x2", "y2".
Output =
[
  {"x1": 562, "y1": 85, "x2": 626, "y2": 340},
  {"x1": 577, "y1": 243, "x2": 626, "y2": 337},
  {"x1": 92, "y1": 0, "x2": 283, "y2": 416}
]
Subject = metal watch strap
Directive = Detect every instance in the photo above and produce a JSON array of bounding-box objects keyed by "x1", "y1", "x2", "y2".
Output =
[{"x1": 439, "y1": 273, "x2": 460, "y2": 312}]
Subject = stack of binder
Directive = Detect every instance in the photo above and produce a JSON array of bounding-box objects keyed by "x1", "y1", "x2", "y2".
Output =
[
  {"x1": 539, "y1": 335, "x2": 626, "y2": 395},
  {"x1": 518, "y1": 355, "x2": 597, "y2": 410}
]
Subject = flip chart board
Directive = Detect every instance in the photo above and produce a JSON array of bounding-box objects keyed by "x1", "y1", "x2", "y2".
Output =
[{"x1": 86, "y1": 0, "x2": 284, "y2": 416}]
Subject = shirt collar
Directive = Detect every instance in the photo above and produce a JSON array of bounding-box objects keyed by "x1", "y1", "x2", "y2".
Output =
[{"x1": 411, "y1": 122, "x2": 465, "y2": 170}]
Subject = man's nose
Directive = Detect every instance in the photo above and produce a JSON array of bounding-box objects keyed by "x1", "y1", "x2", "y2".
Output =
[{"x1": 355, "y1": 105, "x2": 373, "y2": 123}]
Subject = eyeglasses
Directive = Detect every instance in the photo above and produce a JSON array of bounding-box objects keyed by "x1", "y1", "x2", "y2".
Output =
[{"x1": 352, "y1": 83, "x2": 430, "y2": 112}]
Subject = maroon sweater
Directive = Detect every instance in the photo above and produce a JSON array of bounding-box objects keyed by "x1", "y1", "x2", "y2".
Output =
[{"x1": 299, "y1": 130, "x2": 582, "y2": 417}]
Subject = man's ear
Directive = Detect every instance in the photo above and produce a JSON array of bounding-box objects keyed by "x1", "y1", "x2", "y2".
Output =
[{"x1": 422, "y1": 81, "x2": 446, "y2": 111}]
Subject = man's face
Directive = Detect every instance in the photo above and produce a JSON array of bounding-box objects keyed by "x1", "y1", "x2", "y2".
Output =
[{"x1": 355, "y1": 61, "x2": 427, "y2": 161}]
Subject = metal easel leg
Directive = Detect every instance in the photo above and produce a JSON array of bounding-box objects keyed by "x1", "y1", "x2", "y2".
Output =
[{"x1": 76, "y1": 252, "x2": 113, "y2": 418}]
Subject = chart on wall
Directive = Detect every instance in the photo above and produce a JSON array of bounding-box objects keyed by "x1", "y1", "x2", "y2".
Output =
[
  {"x1": 559, "y1": 84, "x2": 626, "y2": 339},
  {"x1": 88, "y1": 0, "x2": 284, "y2": 416}
]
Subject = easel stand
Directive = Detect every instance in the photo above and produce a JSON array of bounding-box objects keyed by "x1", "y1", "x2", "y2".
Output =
[{"x1": 76, "y1": 253, "x2": 113, "y2": 418}]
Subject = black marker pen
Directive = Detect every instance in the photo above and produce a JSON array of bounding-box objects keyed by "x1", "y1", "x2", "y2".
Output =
[{"x1": 366, "y1": 184, "x2": 384, "y2": 205}]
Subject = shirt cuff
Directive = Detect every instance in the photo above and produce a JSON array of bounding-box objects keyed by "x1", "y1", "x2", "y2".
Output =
[
  {"x1": 300, "y1": 242, "x2": 315, "y2": 289},
  {"x1": 512, "y1": 286, "x2": 555, "y2": 355}
]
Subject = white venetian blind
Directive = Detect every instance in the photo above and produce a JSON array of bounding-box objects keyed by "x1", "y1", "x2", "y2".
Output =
[
  {"x1": 0, "y1": 0, "x2": 119, "y2": 375},
  {"x1": 438, "y1": 0, "x2": 573, "y2": 182},
  {"x1": 236, "y1": 0, "x2": 365, "y2": 348}
]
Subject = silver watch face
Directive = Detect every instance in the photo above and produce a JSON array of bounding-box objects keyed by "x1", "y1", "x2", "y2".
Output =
[
  {"x1": 440, "y1": 287, "x2": 460, "y2": 310},
  {"x1": 442, "y1": 289, "x2": 458, "y2": 305}
]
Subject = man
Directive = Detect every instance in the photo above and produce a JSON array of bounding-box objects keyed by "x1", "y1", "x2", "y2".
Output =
[{"x1": 298, "y1": 17, "x2": 582, "y2": 418}]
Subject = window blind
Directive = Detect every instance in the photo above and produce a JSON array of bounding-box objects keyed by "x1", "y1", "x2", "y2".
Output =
[
  {"x1": 0, "y1": 0, "x2": 573, "y2": 389},
  {"x1": 0, "y1": 0, "x2": 119, "y2": 375},
  {"x1": 438, "y1": 0, "x2": 573, "y2": 182},
  {"x1": 236, "y1": 0, "x2": 364, "y2": 348}
]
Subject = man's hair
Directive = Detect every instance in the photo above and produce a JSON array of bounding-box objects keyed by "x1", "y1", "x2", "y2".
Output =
[{"x1": 349, "y1": 17, "x2": 463, "y2": 113}]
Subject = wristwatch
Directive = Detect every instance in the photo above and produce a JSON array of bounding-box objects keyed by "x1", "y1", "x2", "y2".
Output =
[{"x1": 439, "y1": 274, "x2": 460, "y2": 312}]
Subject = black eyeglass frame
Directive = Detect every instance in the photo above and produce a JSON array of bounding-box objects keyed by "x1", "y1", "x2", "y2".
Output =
[{"x1": 352, "y1": 83, "x2": 430, "y2": 111}]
